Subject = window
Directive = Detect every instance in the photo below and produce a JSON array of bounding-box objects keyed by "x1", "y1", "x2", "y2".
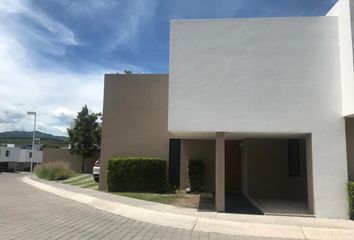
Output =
[
  {"x1": 5, "y1": 150, "x2": 10, "y2": 157},
  {"x1": 168, "y1": 139, "x2": 181, "y2": 188},
  {"x1": 29, "y1": 152, "x2": 32, "y2": 158},
  {"x1": 288, "y1": 139, "x2": 300, "y2": 177}
]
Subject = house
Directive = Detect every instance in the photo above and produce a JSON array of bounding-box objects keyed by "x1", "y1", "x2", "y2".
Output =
[
  {"x1": 99, "y1": 0, "x2": 354, "y2": 219},
  {"x1": 0, "y1": 144, "x2": 43, "y2": 171}
]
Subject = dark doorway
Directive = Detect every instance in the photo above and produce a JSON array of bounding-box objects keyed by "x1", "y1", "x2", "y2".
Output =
[
  {"x1": 225, "y1": 140, "x2": 241, "y2": 192},
  {"x1": 225, "y1": 140, "x2": 262, "y2": 214},
  {"x1": 169, "y1": 139, "x2": 181, "y2": 188}
]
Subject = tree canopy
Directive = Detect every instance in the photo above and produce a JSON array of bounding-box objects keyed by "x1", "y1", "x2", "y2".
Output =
[{"x1": 67, "y1": 105, "x2": 101, "y2": 172}]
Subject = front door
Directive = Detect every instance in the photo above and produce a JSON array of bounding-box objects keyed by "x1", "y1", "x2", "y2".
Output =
[{"x1": 225, "y1": 140, "x2": 242, "y2": 193}]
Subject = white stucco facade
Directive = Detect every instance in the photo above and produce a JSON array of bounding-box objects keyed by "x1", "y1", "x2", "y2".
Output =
[
  {"x1": 168, "y1": 0, "x2": 353, "y2": 219},
  {"x1": 327, "y1": 0, "x2": 354, "y2": 116},
  {"x1": 169, "y1": 17, "x2": 343, "y2": 133}
]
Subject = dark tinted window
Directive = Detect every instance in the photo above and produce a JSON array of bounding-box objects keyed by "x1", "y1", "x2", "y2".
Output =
[
  {"x1": 288, "y1": 139, "x2": 300, "y2": 177},
  {"x1": 169, "y1": 139, "x2": 181, "y2": 188}
]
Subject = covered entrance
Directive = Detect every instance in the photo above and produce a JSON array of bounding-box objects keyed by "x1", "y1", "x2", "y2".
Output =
[
  {"x1": 178, "y1": 132, "x2": 312, "y2": 216},
  {"x1": 217, "y1": 133, "x2": 312, "y2": 216},
  {"x1": 224, "y1": 140, "x2": 262, "y2": 214}
]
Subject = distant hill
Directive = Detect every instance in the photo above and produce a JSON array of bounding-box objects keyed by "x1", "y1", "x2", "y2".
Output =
[{"x1": 0, "y1": 131, "x2": 68, "y2": 143}]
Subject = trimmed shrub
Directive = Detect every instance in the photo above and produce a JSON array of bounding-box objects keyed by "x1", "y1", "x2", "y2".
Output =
[
  {"x1": 107, "y1": 157, "x2": 167, "y2": 192},
  {"x1": 349, "y1": 181, "x2": 354, "y2": 220},
  {"x1": 34, "y1": 162, "x2": 70, "y2": 181},
  {"x1": 188, "y1": 159, "x2": 204, "y2": 192}
]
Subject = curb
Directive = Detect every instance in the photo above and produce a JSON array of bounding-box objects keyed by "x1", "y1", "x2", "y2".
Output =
[
  {"x1": 23, "y1": 177, "x2": 354, "y2": 240},
  {"x1": 23, "y1": 177, "x2": 196, "y2": 230}
]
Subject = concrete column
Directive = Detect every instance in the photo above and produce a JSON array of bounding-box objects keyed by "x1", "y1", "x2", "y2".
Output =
[
  {"x1": 215, "y1": 132, "x2": 225, "y2": 212},
  {"x1": 305, "y1": 134, "x2": 314, "y2": 214}
]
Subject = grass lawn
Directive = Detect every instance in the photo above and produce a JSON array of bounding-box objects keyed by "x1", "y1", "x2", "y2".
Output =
[
  {"x1": 112, "y1": 192, "x2": 204, "y2": 208},
  {"x1": 60, "y1": 173, "x2": 98, "y2": 190},
  {"x1": 57, "y1": 174, "x2": 204, "y2": 208},
  {"x1": 112, "y1": 192, "x2": 182, "y2": 205}
]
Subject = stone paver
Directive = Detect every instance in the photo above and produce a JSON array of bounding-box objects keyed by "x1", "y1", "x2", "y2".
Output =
[{"x1": 0, "y1": 173, "x2": 285, "y2": 240}]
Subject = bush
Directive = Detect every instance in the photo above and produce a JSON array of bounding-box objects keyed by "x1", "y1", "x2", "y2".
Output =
[
  {"x1": 349, "y1": 181, "x2": 354, "y2": 220},
  {"x1": 188, "y1": 159, "x2": 204, "y2": 192},
  {"x1": 107, "y1": 157, "x2": 167, "y2": 192},
  {"x1": 34, "y1": 162, "x2": 70, "y2": 181}
]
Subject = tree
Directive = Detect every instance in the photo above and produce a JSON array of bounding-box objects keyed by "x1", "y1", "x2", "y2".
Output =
[{"x1": 67, "y1": 105, "x2": 101, "y2": 173}]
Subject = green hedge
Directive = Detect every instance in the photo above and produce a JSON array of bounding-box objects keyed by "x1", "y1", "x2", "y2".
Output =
[
  {"x1": 34, "y1": 162, "x2": 70, "y2": 181},
  {"x1": 188, "y1": 159, "x2": 204, "y2": 192},
  {"x1": 349, "y1": 181, "x2": 354, "y2": 220},
  {"x1": 107, "y1": 157, "x2": 167, "y2": 192}
]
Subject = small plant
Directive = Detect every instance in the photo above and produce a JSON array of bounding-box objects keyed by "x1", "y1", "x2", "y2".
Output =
[
  {"x1": 188, "y1": 159, "x2": 204, "y2": 192},
  {"x1": 34, "y1": 162, "x2": 70, "y2": 181},
  {"x1": 349, "y1": 181, "x2": 354, "y2": 220}
]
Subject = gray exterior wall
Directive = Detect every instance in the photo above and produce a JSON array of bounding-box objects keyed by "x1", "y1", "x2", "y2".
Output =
[{"x1": 99, "y1": 74, "x2": 171, "y2": 190}]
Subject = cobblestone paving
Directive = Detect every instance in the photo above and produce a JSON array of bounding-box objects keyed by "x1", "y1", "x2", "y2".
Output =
[{"x1": 0, "y1": 173, "x2": 284, "y2": 240}]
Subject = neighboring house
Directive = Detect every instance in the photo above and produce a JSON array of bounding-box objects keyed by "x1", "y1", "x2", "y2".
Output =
[
  {"x1": 99, "y1": 0, "x2": 354, "y2": 219},
  {"x1": 0, "y1": 145, "x2": 43, "y2": 171}
]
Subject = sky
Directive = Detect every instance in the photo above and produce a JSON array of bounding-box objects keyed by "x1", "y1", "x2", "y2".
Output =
[{"x1": 0, "y1": 0, "x2": 338, "y2": 136}]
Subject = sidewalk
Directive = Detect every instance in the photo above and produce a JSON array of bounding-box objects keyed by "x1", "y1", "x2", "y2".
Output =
[{"x1": 23, "y1": 176, "x2": 354, "y2": 240}]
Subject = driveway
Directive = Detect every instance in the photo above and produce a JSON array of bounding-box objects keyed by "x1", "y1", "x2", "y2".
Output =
[{"x1": 0, "y1": 173, "x2": 283, "y2": 240}]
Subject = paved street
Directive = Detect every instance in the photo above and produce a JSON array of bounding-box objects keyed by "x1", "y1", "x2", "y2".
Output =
[{"x1": 0, "y1": 173, "x2": 284, "y2": 240}]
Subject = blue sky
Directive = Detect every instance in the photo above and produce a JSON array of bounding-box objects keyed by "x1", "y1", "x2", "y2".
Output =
[{"x1": 0, "y1": 0, "x2": 338, "y2": 135}]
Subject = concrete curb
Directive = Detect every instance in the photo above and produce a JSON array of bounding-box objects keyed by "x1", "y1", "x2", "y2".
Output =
[
  {"x1": 22, "y1": 177, "x2": 196, "y2": 229},
  {"x1": 23, "y1": 177, "x2": 354, "y2": 240}
]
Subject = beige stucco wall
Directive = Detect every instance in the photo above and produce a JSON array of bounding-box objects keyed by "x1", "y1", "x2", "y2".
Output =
[
  {"x1": 43, "y1": 148, "x2": 98, "y2": 173},
  {"x1": 345, "y1": 118, "x2": 354, "y2": 181},
  {"x1": 244, "y1": 139, "x2": 307, "y2": 200},
  {"x1": 99, "y1": 74, "x2": 171, "y2": 190},
  {"x1": 180, "y1": 139, "x2": 215, "y2": 192}
]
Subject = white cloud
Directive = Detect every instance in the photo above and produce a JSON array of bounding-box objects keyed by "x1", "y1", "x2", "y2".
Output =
[
  {"x1": 0, "y1": 0, "x2": 78, "y2": 44},
  {"x1": 53, "y1": 126, "x2": 69, "y2": 135},
  {"x1": 52, "y1": 108, "x2": 76, "y2": 118},
  {"x1": 0, "y1": 0, "x2": 106, "y2": 136},
  {"x1": 0, "y1": 0, "x2": 26, "y2": 14},
  {"x1": 110, "y1": 0, "x2": 160, "y2": 49},
  {"x1": 62, "y1": 0, "x2": 160, "y2": 50}
]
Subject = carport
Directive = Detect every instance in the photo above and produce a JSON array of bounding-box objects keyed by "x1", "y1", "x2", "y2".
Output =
[{"x1": 223, "y1": 135, "x2": 312, "y2": 216}]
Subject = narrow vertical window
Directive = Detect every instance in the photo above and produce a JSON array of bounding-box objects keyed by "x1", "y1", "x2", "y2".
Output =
[
  {"x1": 169, "y1": 139, "x2": 181, "y2": 188},
  {"x1": 29, "y1": 152, "x2": 32, "y2": 158},
  {"x1": 288, "y1": 139, "x2": 300, "y2": 177},
  {"x1": 5, "y1": 150, "x2": 10, "y2": 157}
]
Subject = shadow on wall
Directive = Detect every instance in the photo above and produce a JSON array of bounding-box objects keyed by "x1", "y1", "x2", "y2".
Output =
[{"x1": 42, "y1": 148, "x2": 99, "y2": 173}]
